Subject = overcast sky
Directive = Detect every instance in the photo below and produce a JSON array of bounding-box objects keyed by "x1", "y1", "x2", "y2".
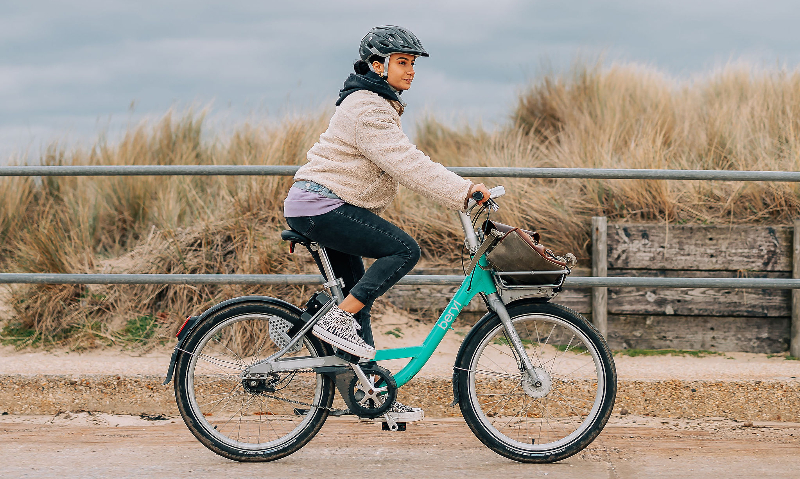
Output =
[{"x1": 2, "y1": 0, "x2": 799, "y2": 162}]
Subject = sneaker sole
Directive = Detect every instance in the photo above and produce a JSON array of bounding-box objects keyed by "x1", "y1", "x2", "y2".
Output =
[{"x1": 312, "y1": 325, "x2": 376, "y2": 360}]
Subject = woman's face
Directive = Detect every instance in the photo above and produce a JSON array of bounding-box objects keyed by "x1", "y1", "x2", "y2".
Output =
[{"x1": 372, "y1": 53, "x2": 416, "y2": 91}]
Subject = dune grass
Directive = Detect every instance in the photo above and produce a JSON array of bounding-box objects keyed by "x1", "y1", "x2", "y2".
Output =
[{"x1": 2, "y1": 60, "x2": 800, "y2": 348}]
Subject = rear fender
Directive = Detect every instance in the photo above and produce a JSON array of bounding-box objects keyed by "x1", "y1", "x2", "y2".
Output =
[{"x1": 162, "y1": 296, "x2": 303, "y2": 385}]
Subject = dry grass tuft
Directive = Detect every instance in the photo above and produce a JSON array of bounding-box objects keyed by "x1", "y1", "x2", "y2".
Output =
[{"x1": 2, "y1": 60, "x2": 800, "y2": 348}]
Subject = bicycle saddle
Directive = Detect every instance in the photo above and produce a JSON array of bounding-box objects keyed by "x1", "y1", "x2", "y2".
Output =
[{"x1": 281, "y1": 229, "x2": 312, "y2": 253}]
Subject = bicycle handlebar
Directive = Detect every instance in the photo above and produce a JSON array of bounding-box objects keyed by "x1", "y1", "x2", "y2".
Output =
[
  {"x1": 461, "y1": 185, "x2": 506, "y2": 252},
  {"x1": 466, "y1": 185, "x2": 505, "y2": 211}
]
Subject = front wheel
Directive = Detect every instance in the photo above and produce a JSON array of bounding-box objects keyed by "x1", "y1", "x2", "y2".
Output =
[
  {"x1": 174, "y1": 301, "x2": 335, "y2": 462},
  {"x1": 456, "y1": 302, "x2": 616, "y2": 463}
]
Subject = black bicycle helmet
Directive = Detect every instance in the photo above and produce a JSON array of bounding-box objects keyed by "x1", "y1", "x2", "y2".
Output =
[{"x1": 359, "y1": 25, "x2": 429, "y2": 62}]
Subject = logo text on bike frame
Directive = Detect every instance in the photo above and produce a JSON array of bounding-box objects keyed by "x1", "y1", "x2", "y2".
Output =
[{"x1": 437, "y1": 300, "x2": 463, "y2": 331}]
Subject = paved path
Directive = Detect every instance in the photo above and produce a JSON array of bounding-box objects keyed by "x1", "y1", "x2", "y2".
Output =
[{"x1": 2, "y1": 414, "x2": 799, "y2": 478}]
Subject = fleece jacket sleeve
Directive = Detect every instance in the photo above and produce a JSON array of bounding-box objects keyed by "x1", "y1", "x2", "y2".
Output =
[{"x1": 354, "y1": 106, "x2": 473, "y2": 211}]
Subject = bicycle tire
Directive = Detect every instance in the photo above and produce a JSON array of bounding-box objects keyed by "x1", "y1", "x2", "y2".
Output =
[
  {"x1": 456, "y1": 301, "x2": 616, "y2": 463},
  {"x1": 174, "y1": 301, "x2": 335, "y2": 462}
]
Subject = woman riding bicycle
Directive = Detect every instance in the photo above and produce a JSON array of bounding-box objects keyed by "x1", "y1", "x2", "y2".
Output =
[{"x1": 284, "y1": 25, "x2": 489, "y2": 416}]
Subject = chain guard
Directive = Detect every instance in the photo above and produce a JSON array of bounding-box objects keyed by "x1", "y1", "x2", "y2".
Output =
[{"x1": 346, "y1": 364, "x2": 397, "y2": 419}]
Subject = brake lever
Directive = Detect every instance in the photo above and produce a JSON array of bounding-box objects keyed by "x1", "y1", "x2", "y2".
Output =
[{"x1": 467, "y1": 186, "x2": 504, "y2": 212}]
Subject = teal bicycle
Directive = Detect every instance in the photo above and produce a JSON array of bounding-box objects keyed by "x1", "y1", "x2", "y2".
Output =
[{"x1": 164, "y1": 186, "x2": 617, "y2": 463}]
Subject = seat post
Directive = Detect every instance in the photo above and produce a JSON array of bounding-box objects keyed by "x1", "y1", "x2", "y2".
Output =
[{"x1": 310, "y1": 243, "x2": 345, "y2": 304}]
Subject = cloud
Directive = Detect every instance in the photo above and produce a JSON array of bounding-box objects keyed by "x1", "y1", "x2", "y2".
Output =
[{"x1": 1, "y1": 0, "x2": 799, "y2": 161}]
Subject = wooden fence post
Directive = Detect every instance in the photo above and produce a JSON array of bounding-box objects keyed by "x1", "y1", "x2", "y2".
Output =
[
  {"x1": 591, "y1": 216, "x2": 608, "y2": 338},
  {"x1": 792, "y1": 219, "x2": 800, "y2": 357}
]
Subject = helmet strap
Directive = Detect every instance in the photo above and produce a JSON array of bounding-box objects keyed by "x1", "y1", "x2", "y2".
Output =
[
  {"x1": 382, "y1": 56, "x2": 390, "y2": 78},
  {"x1": 367, "y1": 55, "x2": 391, "y2": 78}
]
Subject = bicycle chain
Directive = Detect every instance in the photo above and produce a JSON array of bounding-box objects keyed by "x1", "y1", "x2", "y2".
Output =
[
  {"x1": 259, "y1": 391, "x2": 340, "y2": 413},
  {"x1": 252, "y1": 368, "x2": 344, "y2": 413}
]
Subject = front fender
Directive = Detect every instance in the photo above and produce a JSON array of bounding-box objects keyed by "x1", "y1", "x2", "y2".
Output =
[{"x1": 162, "y1": 296, "x2": 303, "y2": 385}]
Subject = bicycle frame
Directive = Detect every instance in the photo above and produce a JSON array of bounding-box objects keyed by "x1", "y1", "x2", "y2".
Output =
[
  {"x1": 242, "y1": 256, "x2": 500, "y2": 385},
  {"x1": 374, "y1": 256, "x2": 497, "y2": 387},
  {"x1": 244, "y1": 194, "x2": 544, "y2": 388}
]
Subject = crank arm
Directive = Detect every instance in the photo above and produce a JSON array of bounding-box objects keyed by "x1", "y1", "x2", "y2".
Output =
[{"x1": 350, "y1": 362, "x2": 382, "y2": 396}]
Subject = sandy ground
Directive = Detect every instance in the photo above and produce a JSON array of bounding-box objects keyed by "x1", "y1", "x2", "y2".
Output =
[
  {"x1": 2, "y1": 308, "x2": 800, "y2": 476},
  {"x1": 1, "y1": 413, "x2": 799, "y2": 478},
  {"x1": 2, "y1": 310, "x2": 798, "y2": 381}
]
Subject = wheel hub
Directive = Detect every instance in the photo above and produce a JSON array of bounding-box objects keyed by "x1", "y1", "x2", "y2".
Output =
[
  {"x1": 241, "y1": 373, "x2": 281, "y2": 394},
  {"x1": 521, "y1": 367, "x2": 551, "y2": 398}
]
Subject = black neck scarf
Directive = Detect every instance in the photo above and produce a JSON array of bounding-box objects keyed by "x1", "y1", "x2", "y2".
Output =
[{"x1": 336, "y1": 71, "x2": 404, "y2": 107}]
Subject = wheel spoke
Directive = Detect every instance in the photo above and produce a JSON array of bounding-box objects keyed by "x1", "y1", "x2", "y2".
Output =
[
  {"x1": 554, "y1": 358, "x2": 601, "y2": 379},
  {"x1": 479, "y1": 377, "x2": 523, "y2": 416},
  {"x1": 196, "y1": 382, "x2": 245, "y2": 414},
  {"x1": 191, "y1": 351, "x2": 245, "y2": 371},
  {"x1": 250, "y1": 323, "x2": 274, "y2": 367},
  {"x1": 522, "y1": 321, "x2": 546, "y2": 368},
  {"x1": 548, "y1": 390, "x2": 593, "y2": 417},
  {"x1": 546, "y1": 334, "x2": 575, "y2": 374}
]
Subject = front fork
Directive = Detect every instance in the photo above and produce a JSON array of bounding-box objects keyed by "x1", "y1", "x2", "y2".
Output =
[{"x1": 485, "y1": 293, "x2": 542, "y2": 386}]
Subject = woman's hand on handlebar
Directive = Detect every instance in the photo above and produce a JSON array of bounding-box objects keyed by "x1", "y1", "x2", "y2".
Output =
[{"x1": 469, "y1": 183, "x2": 491, "y2": 204}]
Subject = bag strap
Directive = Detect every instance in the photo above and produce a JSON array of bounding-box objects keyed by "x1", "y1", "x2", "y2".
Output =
[
  {"x1": 465, "y1": 230, "x2": 503, "y2": 276},
  {"x1": 483, "y1": 219, "x2": 540, "y2": 244}
]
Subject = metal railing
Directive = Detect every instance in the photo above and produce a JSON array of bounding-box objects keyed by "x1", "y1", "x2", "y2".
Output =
[
  {"x1": 4, "y1": 164, "x2": 800, "y2": 182},
  {"x1": 2, "y1": 273, "x2": 800, "y2": 290}
]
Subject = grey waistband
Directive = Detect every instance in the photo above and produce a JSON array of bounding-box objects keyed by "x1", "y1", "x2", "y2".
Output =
[{"x1": 293, "y1": 181, "x2": 341, "y2": 199}]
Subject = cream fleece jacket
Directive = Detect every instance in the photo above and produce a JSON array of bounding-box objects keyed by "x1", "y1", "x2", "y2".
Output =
[{"x1": 295, "y1": 90, "x2": 472, "y2": 213}]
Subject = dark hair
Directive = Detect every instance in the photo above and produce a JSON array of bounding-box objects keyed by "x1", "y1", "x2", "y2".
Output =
[{"x1": 353, "y1": 54, "x2": 385, "y2": 74}]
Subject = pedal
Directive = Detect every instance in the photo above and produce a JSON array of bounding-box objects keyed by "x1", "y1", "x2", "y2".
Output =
[
  {"x1": 333, "y1": 348, "x2": 360, "y2": 364},
  {"x1": 376, "y1": 408, "x2": 422, "y2": 431},
  {"x1": 382, "y1": 420, "x2": 406, "y2": 431}
]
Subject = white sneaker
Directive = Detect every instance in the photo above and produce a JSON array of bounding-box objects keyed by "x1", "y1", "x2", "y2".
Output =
[
  {"x1": 312, "y1": 305, "x2": 376, "y2": 359},
  {"x1": 383, "y1": 400, "x2": 424, "y2": 423}
]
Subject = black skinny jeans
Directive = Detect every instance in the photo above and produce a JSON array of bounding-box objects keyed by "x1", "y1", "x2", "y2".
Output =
[{"x1": 286, "y1": 203, "x2": 421, "y2": 347}]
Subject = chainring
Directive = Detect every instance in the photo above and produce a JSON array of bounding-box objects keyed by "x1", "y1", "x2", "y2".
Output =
[{"x1": 347, "y1": 365, "x2": 397, "y2": 419}]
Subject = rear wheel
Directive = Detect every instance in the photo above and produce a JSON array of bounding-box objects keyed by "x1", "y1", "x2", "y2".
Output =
[
  {"x1": 174, "y1": 302, "x2": 334, "y2": 462},
  {"x1": 456, "y1": 302, "x2": 616, "y2": 463}
]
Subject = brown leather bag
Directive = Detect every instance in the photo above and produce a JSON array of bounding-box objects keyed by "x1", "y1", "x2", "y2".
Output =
[{"x1": 481, "y1": 220, "x2": 575, "y2": 286}]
